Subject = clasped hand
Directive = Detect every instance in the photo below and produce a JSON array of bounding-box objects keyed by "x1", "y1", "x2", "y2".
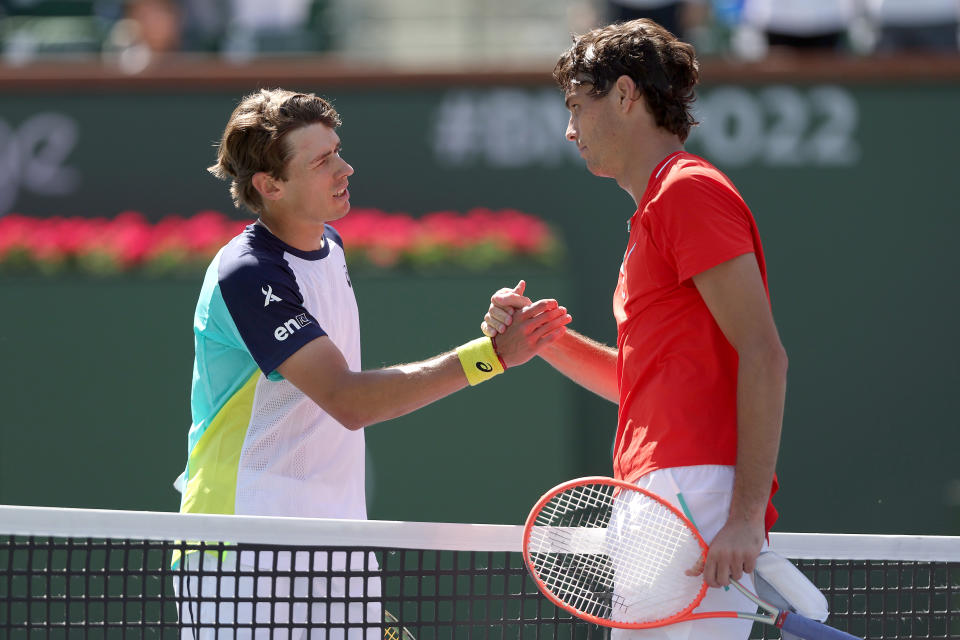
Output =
[{"x1": 482, "y1": 280, "x2": 570, "y2": 368}]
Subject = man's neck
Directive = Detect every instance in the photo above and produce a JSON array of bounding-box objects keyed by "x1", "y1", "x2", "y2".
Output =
[
  {"x1": 619, "y1": 135, "x2": 685, "y2": 206},
  {"x1": 257, "y1": 213, "x2": 326, "y2": 252}
]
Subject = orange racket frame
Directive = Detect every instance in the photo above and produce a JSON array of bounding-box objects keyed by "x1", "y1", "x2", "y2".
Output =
[
  {"x1": 523, "y1": 477, "x2": 861, "y2": 639},
  {"x1": 521, "y1": 476, "x2": 712, "y2": 628}
]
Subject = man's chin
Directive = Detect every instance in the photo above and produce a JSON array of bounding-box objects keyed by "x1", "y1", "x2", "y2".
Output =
[
  {"x1": 325, "y1": 203, "x2": 351, "y2": 222},
  {"x1": 586, "y1": 163, "x2": 613, "y2": 179}
]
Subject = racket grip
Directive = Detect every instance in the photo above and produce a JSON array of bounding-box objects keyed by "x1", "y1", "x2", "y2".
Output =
[{"x1": 778, "y1": 611, "x2": 862, "y2": 640}]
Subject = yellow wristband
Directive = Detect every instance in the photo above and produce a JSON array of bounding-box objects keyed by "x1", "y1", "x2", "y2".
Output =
[{"x1": 456, "y1": 337, "x2": 505, "y2": 386}]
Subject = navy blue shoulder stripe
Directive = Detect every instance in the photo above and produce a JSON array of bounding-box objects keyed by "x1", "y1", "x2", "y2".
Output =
[
  {"x1": 325, "y1": 225, "x2": 344, "y2": 250},
  {"x1": 217, "y1": 225, "x2": 326, "y2": 375}
]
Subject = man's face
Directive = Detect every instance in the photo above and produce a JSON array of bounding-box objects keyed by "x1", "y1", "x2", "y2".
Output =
[
  {"x1": 278, "y1": 123, "x2": 354, "y2": 223},
  {"x1": 564, "y1": 83, "x2": 620, "y2": 179}
]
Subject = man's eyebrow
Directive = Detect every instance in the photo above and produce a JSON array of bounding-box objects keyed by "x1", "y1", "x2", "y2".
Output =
[
  {"x1": 565, "y1": 81, "x2": 586, "y2": 109},
  {"x1": 310, "y1": 142, "x2": 341, "y2": 165}
]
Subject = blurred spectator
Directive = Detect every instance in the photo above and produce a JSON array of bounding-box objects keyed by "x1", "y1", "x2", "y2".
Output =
[
  {"x1": 864, "y1": 0, "x2": 959, "y2": 54},
  {"x1": 128, "y1": 0, "x2": 180, "y2": 52},
  {"x1": 104, "y1": 0, "x2": 180, "y2": 72},
  {"x1": 179, "y1": 0, "x2": 229, "y2": 52},
  {"x1": 604, "y1": 0, "x2": 711, "y2": 44},
  {"x1": 735, "y1": 0, "x2": 857, "y2": 58},
  {"x1": 221, "y1": 0, "x2": 321, "y2": 58}
]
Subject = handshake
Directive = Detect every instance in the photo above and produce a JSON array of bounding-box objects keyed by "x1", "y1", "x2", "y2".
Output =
[{"x1": 476, "y1": 280, "x2": 571, "y2": 370}]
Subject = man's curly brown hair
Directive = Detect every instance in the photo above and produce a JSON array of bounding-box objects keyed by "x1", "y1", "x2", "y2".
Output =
[{"x1": 554, "y1": 19, "x2": 700, "y2": 142}]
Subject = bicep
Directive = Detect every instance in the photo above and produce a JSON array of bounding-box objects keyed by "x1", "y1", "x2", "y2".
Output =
[
  {"x1": 691, "y1": 253, "x2": 782, "y2": 353},
  {"x1": 276, "y1": 335, "x2": 355, "y2": 418}
]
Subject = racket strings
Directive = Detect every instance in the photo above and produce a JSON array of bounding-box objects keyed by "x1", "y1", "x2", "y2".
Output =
[
  {"x1": 531, "y1": 484, "x2": 617, "y2": 618},
  {"x1": 528, "y1": 483, "x2": 705, "y2": 624},
  {"x1": 534, "y1": 555, "x2": 615, "y2": 616},
  {"x1": 611, "y1": 507, "x2": 688, "y2": 586},
  {"x1": 605, "y1": 498, "x2": 702, "y2": 621}
]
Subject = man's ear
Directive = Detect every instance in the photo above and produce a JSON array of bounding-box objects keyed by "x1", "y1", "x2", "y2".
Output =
[
  {"x1": 615, "y1": 75, "x2": 642, "y2": 111},
  {"x1": 252, "y1": 172, "x2": 283, "y2": 202}
]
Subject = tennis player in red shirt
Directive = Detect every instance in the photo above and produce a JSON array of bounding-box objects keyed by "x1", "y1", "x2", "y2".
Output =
[{"x1": 483, "y1": 19, "x2": 788, "y2": 640}]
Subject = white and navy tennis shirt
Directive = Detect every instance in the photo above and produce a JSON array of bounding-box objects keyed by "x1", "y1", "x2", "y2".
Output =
[{"x1": 176, "y1": 222, "x2": 367, "y2": 520}]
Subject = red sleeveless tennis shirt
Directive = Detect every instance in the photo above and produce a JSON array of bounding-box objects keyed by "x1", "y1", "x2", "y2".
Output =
[{"x1": 613, "y1": 151, "x2": 778, "y2": 531}]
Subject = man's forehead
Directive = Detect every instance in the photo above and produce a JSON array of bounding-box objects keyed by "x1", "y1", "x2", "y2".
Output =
[
  {"x1": 565, "y1": 78, "x2": 594, "y2": 101},
  {"x1": 292, "y1": 122, "x2": 337, "y2": 146},
  {"x1": 572, "y1": 72, "x2": 593, "y2": 87},
  {"x1": 288, "y1": 123, "x2": 339, "y2": 161}
]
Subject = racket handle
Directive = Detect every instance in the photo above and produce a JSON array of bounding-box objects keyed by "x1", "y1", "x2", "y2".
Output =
[{"x1": 777, "y1": 611, "x2": 862, "y2": 640}]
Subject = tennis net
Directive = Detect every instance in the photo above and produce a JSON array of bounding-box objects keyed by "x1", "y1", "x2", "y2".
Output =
[{"x1": 1, "y1": 505, "x2": 958, "y2": 639}]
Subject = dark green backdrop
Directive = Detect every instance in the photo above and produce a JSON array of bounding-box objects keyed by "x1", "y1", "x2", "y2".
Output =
[
  {"x1": 1, "y1": 76, "x2": 958, "y2": 534},
  {"x1": 0, "y1": 271, "x2": 576, "y2": 526}
]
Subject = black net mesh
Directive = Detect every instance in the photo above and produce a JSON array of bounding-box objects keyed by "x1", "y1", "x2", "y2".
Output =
[{"x1": 2, "y1": 525, "x2": 958, "y2": 638}]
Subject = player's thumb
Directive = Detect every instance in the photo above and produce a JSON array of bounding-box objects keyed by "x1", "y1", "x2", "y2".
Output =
[{"x1": 513, "y1": 280, "x2": 526, "y2": 295}]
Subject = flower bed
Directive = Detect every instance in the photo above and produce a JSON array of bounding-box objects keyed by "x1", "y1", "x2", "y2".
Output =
[{"x1": 0, "y1": 209, "x2": 563, "y2": 275}]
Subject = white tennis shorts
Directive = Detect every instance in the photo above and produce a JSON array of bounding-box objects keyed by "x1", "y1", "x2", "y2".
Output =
[
  {"x1": 610, "y1": 465, "x2": 768, "y2": 640},
  {"x1": 172, "y1": 549, "x2": 382, "y2": 640}
]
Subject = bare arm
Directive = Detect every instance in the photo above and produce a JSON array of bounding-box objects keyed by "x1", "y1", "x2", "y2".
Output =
[
  {"x1": 689, "y1": 252, "x2": 788, "y2": 588},
  {"x1": 481, "y1": 281, "x2": 619, "y2": 403},
  {"x1": 537, "y1": 330, "x2": 619, "y2": 403},
  {"x1": 279, "y1": 299, "x2": 571, "y2": 431}
]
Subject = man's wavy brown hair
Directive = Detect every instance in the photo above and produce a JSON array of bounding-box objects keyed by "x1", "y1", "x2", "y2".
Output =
[
  {"x1": 554, "y1": 19, "x2": 700, "y2": 142},
  {"x1": 208, "y1": 89, "x2": 341, "y2": 214}
]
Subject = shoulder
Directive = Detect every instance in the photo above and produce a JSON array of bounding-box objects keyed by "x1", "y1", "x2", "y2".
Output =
[
  {"x1": 218, "y1": 224, "x2": 293, "y2": 284},
  {"x1": 217, "y1": 225, "x2": 301, "y2": 309},
  {"x1": 663, "y1": 155, "x2": 740, "y2": 198},
  {"x1": 324, "y1": 224, "x2": 345, "y2": 250},
  {"x1": 647, "y1": 154, "x2": 746, "y2": 216}
]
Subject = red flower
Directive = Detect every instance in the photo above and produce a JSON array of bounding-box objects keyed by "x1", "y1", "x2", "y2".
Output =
[{"x1": 0, "y1": 209, "x2": 562, "y2": 274}]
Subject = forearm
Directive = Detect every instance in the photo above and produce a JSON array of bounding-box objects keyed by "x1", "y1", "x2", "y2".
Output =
[
  {"x1": 539, "y1": 329, "x2": 619, "y2": 403},
  {"x1": 729, "y1": 346, "x2": 788, "y2": 525},
  {"x1": 325, "y1": 352, "x2": 468, "y2": 430},
  {"x1": 285, "y1": 300, "x2": 569, "y2": 432}
]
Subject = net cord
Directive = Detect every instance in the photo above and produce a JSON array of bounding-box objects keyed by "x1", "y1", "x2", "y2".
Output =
[
  {"x1": 2, "y1": 505, "x2": 960, "y2": 561},
  {"x1": 0, "y1": 505, "x2": 520, "y2": 551}
]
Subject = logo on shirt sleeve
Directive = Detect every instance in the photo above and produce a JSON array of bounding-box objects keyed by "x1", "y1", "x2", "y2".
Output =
[
  {"x1": 274, "y1": 314, "x2": 311, "y2": 341},
  {"x1": 262, "y1": 284, "x2": 283, "y2": 307}
]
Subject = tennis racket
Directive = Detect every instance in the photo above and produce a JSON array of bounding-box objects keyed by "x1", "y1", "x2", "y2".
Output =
[
  {"x1": 522, "y1": 476, "x2": 860, "y2": 640},
  {"x1": 384, "y1": 609, "x2": 416, "y2": 640}
]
